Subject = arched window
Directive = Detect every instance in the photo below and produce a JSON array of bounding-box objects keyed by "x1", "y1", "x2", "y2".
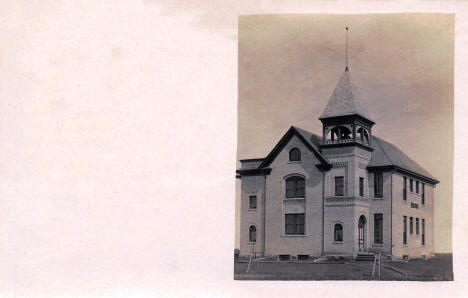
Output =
[
  {"x1": 285, "y1": 176, "x2": 305, "y2": 198},
  {"x1": 249, "y1": 225, "x2": 256, "y2": 242},
  {"x1": 334, "y1": 223, "x2": 343, "y2": 242},
  {"x1": 328, "y1": 126, "x2": 352, "y2": 141},
  {"x1": 289, "y1": 148, "x2": 301, "y2": 161},
  {"x1": 357, "y1": 127, "x2": 370, "y2": 145},
  {"x1": 363, "y1": 130, "x2": 369, "y2": 145}
]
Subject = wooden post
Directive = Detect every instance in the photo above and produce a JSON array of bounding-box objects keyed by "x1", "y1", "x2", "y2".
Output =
[
  {"x1": 372, "y1": 254, "x2": 376, "y2": 278},
  {"x1": 246, "y1": 246, "x2": 254, "y2": 273},
  {"x1": 378, "y1": 254, "x2": 381, "y2": 278}
]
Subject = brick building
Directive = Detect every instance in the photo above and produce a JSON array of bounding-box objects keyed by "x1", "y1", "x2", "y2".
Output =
[{"x1": 236, "y1": 68, "x2": 438, "y2": 260}]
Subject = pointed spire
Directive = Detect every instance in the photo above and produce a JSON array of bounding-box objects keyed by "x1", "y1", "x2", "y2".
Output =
[
  {"x1": 319, "y1": 70, "x2": 373, "y2": 122},
  {"x1": 319, "y1": 27, "x2": 373, "y2": 123},
  {"x1": 345, "y1": 27, "x2": 349, "y2": 71}
]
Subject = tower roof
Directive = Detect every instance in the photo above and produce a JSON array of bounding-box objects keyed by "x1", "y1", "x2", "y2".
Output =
[{"x1": 319, "y1": 69, "x2": 373, "y2": 122}]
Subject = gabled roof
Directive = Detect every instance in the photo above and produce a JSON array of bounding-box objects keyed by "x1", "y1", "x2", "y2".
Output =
[
  {"x1": 293, "y1": 126, "x2": 323, "y2": 152},
  {"x1": 239, "y1": 126, "x2": 438, "y2": 184},
  {"x1": 369, "y1": 136, "x2": 439, "y2": 184},
  {"x1": 258, "y1": 126, "x2": 330, "y2": 169},
  {"x1": 319, "y1": 69, "x2": 373, "y2": 122}
]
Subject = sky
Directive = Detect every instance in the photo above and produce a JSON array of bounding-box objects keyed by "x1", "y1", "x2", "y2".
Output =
[{"x1": 236, "y1": 14, "x2": 454, "y2": 253}]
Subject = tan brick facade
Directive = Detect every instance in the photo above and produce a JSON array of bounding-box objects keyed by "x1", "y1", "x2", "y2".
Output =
[
  {"x1": 239, "y1": 137, "x2": 436, "y2": 259},
  {"x1": 237, "y1": 69, "x2": 437, "y2": 259}
]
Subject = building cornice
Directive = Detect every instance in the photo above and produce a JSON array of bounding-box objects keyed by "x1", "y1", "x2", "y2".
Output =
[
  {"x1": 236, "y1": 167, "x2": 272, "y2": 178},
  {"x1": 239, "y1": 158, "x2": 264, "y2": 162},
  {"x1": 367, "y1": 165, "x2": 439, "y2": 185},
  {"x1": 320, "y1": 141, "x2": 374, "y2": 152},
  {"x1": 319, "y1": 114, "x2": 375, "y2": 126}
]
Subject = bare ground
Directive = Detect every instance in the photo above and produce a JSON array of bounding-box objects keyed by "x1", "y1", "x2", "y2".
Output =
[{"x1": 234, "y1": 253, "x2": 453, "y2": 281}]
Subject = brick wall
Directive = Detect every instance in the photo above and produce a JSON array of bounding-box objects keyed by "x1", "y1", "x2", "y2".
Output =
[
  {"x1": 391, "y1": 173, "x2": 435, "y2": 258},
  {"x1": 264, "y1": 135, "x2": 324, "y2": 256}
]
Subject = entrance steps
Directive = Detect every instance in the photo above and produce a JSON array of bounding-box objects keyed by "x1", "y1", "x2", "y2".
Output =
[{"x1": 355, "y1": 252, "x2": 376, "y2": 262}]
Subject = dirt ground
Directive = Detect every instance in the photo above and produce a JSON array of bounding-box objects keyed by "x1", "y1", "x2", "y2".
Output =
[{"x1": 234, "y1": 254, "x2": 453, "y2": 281}]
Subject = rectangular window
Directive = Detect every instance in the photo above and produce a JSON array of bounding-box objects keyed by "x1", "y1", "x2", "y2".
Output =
[
  {"x1": 374, "y1": 213, "x2": 383, "y2": 244},
  {"x1": 416, "y1": 181, "x2": 419, "y2": 194},
  {"x1": 403, "y1": 177, "x2": 407, "y2": 201},
  {"x1": 422, "y1": 219, "x2": 425, "y2": 245},
  {"x1": 416, "y1": 218, "x2": 419, "y2": 235},
  {"x1": 249, "y1": 196, "x2": 257, "y2": 209},
  {"x1": 410, "y1": 217, "x2": 414, "y2": 234},
  {"x1": 410, "y1": 179, "x2": 414, "y2": 192},
  {"x1": 335, "y1": 176, "x2": 344, "y2": 196},
  {"x1": 285, "y1": 213, "x2": 305, "y2": 235},
  {"x1": 374, "y1": 172, "x2": 383, "y2": 198},
  {"x1": 359, "y1": 177, "x2": 364, "y2": 197},
  {"x1": 403, "y1": 216, "x2": 407, "y2": 244},
  {"x1": 286, "y1": 177, "x2": 305, "y2": 198},
  {"x1": 422, "y1": 183, "x2": 425, "y2": 205}
]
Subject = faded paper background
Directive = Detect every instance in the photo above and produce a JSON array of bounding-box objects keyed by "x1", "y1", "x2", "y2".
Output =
[
  {"x1": 0, "y1": 1, "x2": 467, "y2": 298},
  {"x1": 237, "y1": 14, "x2": 453, "y2": 253}
]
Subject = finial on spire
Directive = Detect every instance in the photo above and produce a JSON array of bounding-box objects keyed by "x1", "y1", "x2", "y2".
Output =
[{"x1": 345, "y1": 27, "x2": 349, "y2": 71}]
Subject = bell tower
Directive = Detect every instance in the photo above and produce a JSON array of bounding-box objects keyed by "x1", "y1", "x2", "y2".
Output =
[
  {"x1": 319, "y1": 68, "x2": 375, "y2": 151},
  {"x1": 320, "y1": 27, "x2": 375, "y2": 256},
  {"x1": 319, "y1": 27, "x2": 374, "y2": 151}
]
